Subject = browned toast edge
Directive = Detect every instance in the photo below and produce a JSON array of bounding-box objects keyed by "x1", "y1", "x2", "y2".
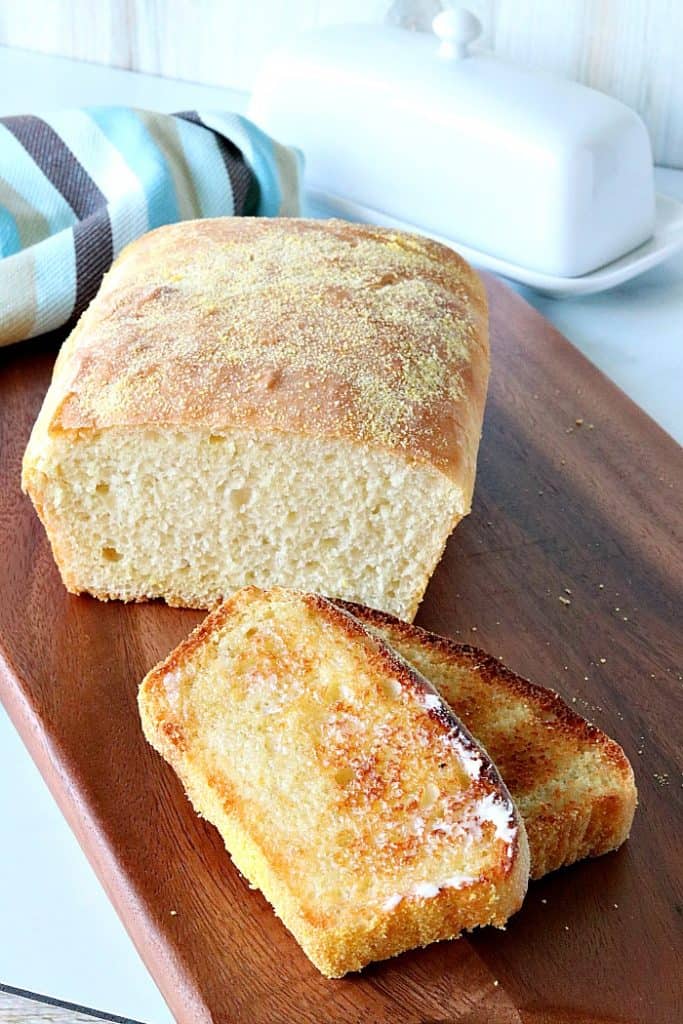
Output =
[{"x1": 334, "y1": 600, "x2": 637, "y2": 880}]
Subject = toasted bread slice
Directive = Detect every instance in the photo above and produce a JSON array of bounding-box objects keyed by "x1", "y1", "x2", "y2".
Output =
[
  {"x1": 336, "y1": 602, "x2": 637, "y2": 880},
  {"x1": 139, "y1": 587, "x2": 529, "y2": 977}
]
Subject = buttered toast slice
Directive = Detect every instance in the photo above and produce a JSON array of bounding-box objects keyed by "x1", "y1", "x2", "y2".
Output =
[
  {"x1": 139, "y1": 587, "x2": 529, "y2": 978},
  {"x1": 337, "y1": 602, "x2": 636, "y2": 880}
]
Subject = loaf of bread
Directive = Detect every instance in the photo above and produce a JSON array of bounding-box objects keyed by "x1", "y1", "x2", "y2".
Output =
[
  {"x1": 21, "y1": 218, "x2": 489, "y2": 620},
  {"x1": 338, "y1": 601, "x2": 637, "y2": 879},
  {"x1": 138, "y1": 587, "x2": 529, "y2": 977}
]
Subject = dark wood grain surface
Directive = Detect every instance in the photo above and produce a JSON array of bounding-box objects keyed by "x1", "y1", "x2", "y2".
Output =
[{"x1": 1, "y1": 275, "x2": 681, "y2": 1024}]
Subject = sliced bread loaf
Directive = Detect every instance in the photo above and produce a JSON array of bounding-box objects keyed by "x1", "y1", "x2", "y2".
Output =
[{"x1": 22, "y1": 218, "x2": 489, "y2": 620}]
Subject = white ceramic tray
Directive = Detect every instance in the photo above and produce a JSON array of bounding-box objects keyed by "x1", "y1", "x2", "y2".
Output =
[{"x1": 307, "y1": 190, "x2": 683, "y2": 298}]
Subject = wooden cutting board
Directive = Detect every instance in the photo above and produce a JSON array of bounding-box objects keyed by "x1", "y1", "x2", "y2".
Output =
[{"x1": 1, "y1": 275, "x2": 681, "y2": 1024}]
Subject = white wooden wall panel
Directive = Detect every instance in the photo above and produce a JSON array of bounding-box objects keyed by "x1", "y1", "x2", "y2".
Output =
[
  {"x1": 482, "y1": 0, "x2": 683, "y2": 172},
  {"x1": 0, "y1": 0, "x2": 681, "y2": 167}
]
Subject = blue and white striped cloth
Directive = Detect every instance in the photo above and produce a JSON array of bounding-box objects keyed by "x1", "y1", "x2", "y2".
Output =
[{"x1": 0, "y1": 107, "x2": 302, "y2": 346}]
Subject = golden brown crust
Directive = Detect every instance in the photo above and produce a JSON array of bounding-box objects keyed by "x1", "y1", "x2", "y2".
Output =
[
  {"x1": 40, "y1": 217, "x2": 489, "y2": 486},
  {"x1": 138, "y1": 587, "x2": 529, "y2": 976},
  {"x1": 335, "y1": 600, "x2": 637, "y2": 879},
  {"x1": 296, "y1": 847, "x2": 530, "y2": 977}
]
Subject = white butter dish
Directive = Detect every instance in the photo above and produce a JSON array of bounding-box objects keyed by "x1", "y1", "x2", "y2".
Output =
[
  {"x1": 306, "y1": 189, "x2": 683, "y2": 298},
  {"x1": 249, "y1": 13, "x2": 667, "y2": 282}
]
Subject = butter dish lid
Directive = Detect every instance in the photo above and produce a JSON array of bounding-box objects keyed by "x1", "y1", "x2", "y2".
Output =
[{"x1": 249, "y1": 10, "x2": 661, "y2": 279}]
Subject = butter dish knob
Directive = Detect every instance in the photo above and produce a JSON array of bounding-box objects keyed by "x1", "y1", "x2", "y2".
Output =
[{"x1": 433, "y1": 7, "x2": 482, "y2": 61}]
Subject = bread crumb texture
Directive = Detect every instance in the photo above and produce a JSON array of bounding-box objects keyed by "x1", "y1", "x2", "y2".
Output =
[{"x1": 23, "y1": 426, "x2": 458, "y2": 619}]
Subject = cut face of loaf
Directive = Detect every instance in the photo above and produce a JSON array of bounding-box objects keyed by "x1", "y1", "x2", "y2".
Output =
[
  {"x1": 21, "y1": 217, "x2": 489, "y2": 620},
  {"x1": 337, "y1": 602, "x2": 637, "y2": 880},
  {"x1": 22, "y1": 426, "x2": 462, "y2": 621},
  {"x1": 138, "y1": 587, "x2": 529, "y2": 978}
]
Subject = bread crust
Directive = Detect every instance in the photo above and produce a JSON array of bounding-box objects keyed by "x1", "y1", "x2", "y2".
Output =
[
  {"x1": 23, "y1": 218, "x2": 489, "y2": 490},
  {"x1": 138, "y1": 587, "x2": 529, "y2": 977},
  {"x1": 335, "y1": 600, "x2": 637, "y2": 879}
]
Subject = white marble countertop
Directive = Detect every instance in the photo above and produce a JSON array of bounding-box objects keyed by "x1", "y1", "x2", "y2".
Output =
[{"x1": 0, "y1": 44, "x2": 681, "y2": 1024}]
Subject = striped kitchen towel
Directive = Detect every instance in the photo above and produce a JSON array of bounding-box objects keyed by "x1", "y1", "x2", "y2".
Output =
[{"x1": 0, "y1": 107, "x2": 301, "y2": 347}]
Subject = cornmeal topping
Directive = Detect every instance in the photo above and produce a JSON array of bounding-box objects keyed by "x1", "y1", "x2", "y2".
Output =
[{"x1": 52, "y1": 219, "x2": 488, "y2": 476}]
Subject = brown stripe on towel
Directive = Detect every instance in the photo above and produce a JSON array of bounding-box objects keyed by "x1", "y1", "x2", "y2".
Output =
[
  {"x1": 2, "y1": 115, "x2": 106, "y2": 219},
  {"x1": 176, "y1": 111, "x2": 255, "y2": 215},
  {"x1": 72, "y1": 212, "x2": 113, "y2": 319}
]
